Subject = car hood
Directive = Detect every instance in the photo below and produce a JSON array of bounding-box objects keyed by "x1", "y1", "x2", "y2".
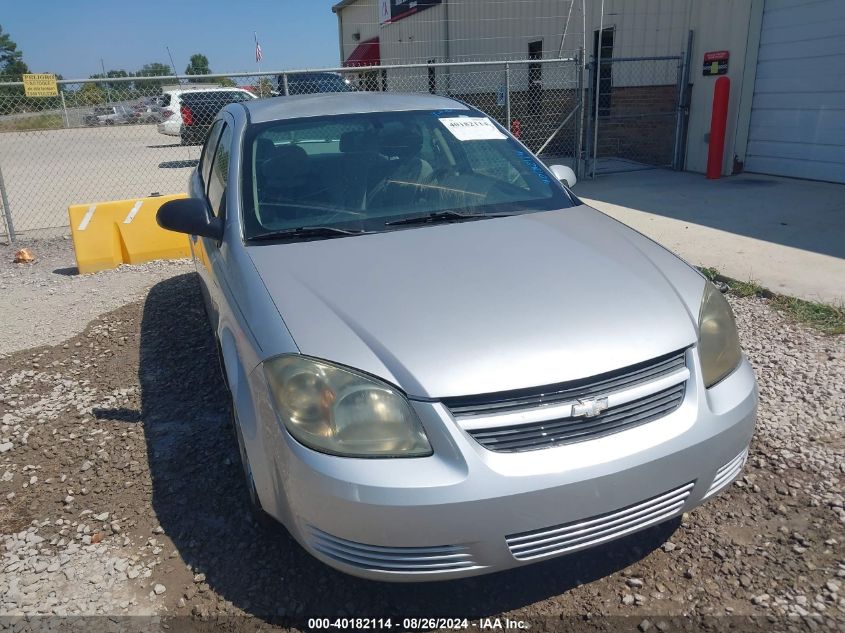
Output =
[{"x1": 248, "y1": 205, "x2": 703, "y2": 399}]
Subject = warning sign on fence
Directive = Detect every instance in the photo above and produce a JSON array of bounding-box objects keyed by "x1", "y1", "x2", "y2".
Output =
[{"x1": 22, "y1": 74, "x2": 58, "y2": 97}]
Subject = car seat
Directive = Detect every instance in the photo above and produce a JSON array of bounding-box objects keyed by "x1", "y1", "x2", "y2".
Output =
[{"x1": 366, "y1": 124, "x2": 433, "y2": 209}]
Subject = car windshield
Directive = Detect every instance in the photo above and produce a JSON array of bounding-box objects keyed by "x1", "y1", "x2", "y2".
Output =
[{"x1": 241, "y1": 110, "x2": 574, "y2": 240}]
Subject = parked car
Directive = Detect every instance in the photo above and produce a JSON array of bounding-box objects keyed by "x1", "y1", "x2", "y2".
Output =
[
  {"x1": 178, "y1": 89, "x2": 255, "y2": 145},
  {"x1": 156, "y1": 93, "x2": 757, "y2": 582},
  {"x1": 129, "y1": 102, "x2": 161, "y2": 124},
  {"x1": 83, "y1": 105, "x2": 133, "y2": 126},
  {"x1": 157, "y1": 87, "x2": 254, "y2": 137},
  {"x1": 278, "y1": 71, "x2": 356, "y2": 95}
]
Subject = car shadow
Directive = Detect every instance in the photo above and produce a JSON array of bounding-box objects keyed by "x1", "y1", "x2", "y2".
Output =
[
  {"x1": 148, "y1": 143, "x2": 183, "y2": 149},
  {"x1": 139, "y1": 274, "x2": 678, "y2": 622},
  {"x1": 159, "y1": 159, "x2": 199, "y2": 169}
]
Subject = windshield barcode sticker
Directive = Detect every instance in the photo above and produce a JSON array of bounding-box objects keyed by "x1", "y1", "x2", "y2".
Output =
[{"x1": 439, "y1": 117, "x2": 507, "y2": 141}]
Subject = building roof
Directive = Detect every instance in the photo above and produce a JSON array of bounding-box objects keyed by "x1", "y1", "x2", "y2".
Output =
[
  {"x1": 243, "y1": 92, "x2": 469, "y2": 123},
  {"x1": 331, "y1": 0, "x2": 358, "y2": 13}
]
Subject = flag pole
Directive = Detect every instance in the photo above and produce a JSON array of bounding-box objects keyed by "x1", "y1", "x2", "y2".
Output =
[{"x1": 254, "y1": 31, "x2": 262, "y2": 96}]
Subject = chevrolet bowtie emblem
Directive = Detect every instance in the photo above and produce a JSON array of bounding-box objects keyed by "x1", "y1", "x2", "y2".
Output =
[{"x1": 572, "y1": 397, "x2": 609, "y2": 418}]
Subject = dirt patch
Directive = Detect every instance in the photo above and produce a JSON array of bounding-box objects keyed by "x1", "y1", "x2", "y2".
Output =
[{"x1": 0, "y1": 273, "x2": 843, "y2": 630}]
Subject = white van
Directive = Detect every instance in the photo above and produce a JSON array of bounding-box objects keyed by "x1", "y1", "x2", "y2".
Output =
[{"x1": 156, "y1": 86, "x2": 255, "y2": 137}]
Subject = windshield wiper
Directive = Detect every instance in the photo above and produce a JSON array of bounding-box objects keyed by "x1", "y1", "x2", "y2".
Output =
[
  {"x1": 248, "y1": 226, "x2": 369, "y2": 241},
  {"x1": 384, "y1": 210, "x2": 513, "y2": 227}
]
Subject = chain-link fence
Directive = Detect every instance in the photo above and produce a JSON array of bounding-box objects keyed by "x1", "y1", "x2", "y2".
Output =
[
  {"x1": 0, "y1": 58, "x2": 584, "y2": 241},
  {"x1": 584, "y1": 55, "x2": 685, "y2": 176},
  {"x1": 0, "y1": 53, "x2": 689, "y2": 242}
]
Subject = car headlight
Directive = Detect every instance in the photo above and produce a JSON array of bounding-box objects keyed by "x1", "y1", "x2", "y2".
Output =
[
  {"x1": 262, "y1": 355, "x2": 432, "y2": 458},
  {"x1": 698, "y1": 282, "x2": 742, "y2": 388}
]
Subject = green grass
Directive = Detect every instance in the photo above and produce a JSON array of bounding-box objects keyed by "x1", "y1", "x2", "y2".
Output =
[
  {"x1": 697, "y1": 267, "x2": 845, "y2": 336},
  {"x1": 728, "y1": 278, "x2": 766, "y2": 299},
  {"x1": 0, "y1": 113, "x2": 64, "y2": 132},
  {"x1": 768, "y1": 294, "x2": 845, "y2": 335}
]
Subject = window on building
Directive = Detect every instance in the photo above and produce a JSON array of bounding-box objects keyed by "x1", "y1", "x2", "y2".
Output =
[
  {"x1": 528, "y1": 40, "x2": 543, "y2": 93},
  {"x1": 592, "y1": 27, "x2": 614, "y2": 117}
]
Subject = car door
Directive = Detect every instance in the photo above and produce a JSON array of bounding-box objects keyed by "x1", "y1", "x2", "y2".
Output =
[
  {"x1": 202, "y1": 118, "x2": 235, "y2": 334},
  {"x1": 191, "y1": 117, "x2": 227, "y2": 328}
]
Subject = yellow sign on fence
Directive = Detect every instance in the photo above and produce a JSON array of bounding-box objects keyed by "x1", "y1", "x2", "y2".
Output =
[{"x1": 22, "y1": 73, "x2": 58, "y2": 97}]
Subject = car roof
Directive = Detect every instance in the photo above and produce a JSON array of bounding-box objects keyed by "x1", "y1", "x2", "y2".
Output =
[
  {"x1": 181, "y1": 89, "x2": 252, "y2": 100},
  {"x1": 288, "y1": 71, "x2": 345, "y2": 80},
  {"x1": 165, "y1": 87, "x2": 251, "y2": 96},
  {"x1": 242, "y1": 92, "x2": 470, "y2": 123}
]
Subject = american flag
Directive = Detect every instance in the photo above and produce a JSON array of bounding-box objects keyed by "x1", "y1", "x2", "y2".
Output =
[{"x1": 254, "y1": 32, "x2": 262, "y2": 63}]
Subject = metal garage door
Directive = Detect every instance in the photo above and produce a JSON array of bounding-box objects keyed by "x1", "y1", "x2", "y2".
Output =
[{"x1": 745, "y1": 0, "x2": 845, "y2": 183}]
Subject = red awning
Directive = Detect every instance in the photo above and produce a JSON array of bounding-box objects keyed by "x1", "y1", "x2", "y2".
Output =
[{"x1": 344, "y1": 37, "x2": 380, "y2": 67}]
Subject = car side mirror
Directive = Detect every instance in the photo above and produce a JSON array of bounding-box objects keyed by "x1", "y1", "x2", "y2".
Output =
[
  {"x1": 549, "y1": 164, "x2": 577, "y2": 188},
  {"x1": 156, "y1": 198, "x2": 223, "y2": 241}
]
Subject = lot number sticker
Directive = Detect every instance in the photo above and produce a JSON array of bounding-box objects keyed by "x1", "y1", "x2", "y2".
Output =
[{"x1": 439, "y1": 117, "x2": 507, "y2": 141}]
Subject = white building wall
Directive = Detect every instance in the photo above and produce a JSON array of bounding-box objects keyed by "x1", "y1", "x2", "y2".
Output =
[
  {"x1": 338, "y1": 1, "x2": 380, "y2": 64},
  {"x1": 684, "y1": 0, "x2": 759, "y2": 174},
  {"x1": 335, "y1": 0, "x2": 763, "y2": 175}
]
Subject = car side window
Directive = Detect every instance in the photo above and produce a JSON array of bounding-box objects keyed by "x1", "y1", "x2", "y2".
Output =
[
  {"x1": 200, "y1": 120, "x2": 225, "y2": 188},
  {"x1": 207, "y1": 123, "x2": 233, "y2": 218}
]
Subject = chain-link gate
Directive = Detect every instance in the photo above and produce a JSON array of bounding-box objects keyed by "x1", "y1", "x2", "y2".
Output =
[
  {"x1": 0, "y1": 58, "x2": 582, "y2": 241},
  {"x1": 584, "y1": 55, "x2": 686, "y2": 176}
]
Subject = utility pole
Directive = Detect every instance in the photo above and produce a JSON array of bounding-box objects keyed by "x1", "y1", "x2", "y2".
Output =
[
  {"x1": 166, "y1": 46, "x2": 179, "y2": 79},
  {"x1": 100, "y1": 58, "x2": 113, "y2": 105}
]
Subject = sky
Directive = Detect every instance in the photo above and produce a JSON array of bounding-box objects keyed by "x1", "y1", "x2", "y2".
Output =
[{"x1": 2, "y1": 0, "x2": 342, "y2": 79}]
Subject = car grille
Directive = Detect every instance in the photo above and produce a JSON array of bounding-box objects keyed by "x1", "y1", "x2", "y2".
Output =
[
  {"x1": 443, "y1": 348, "x2": 687, "y2": 417},
  {"x1": 307, "y1": 526, "x2": 480, "y2": 574},
  {"x1": 444, "y1": 348, "x2": 688, "y2": 452},
  {"x1": 506, "y1": 482, "x2": 695, "y2": 560},
  {"x1": 704, "y1": 448, "x2": 748, "y2": 499},
  {"x1": 466, "y1": 381, "x2": 685, "y2": 452}
]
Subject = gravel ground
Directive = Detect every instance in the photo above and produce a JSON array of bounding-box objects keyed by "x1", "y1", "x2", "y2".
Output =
[
  {"x1": 0, "y1": 238, "x2": 193, "y2": 356},
  {"x1": 0, "y1": 248, "x2": 843, "y2": 631}
]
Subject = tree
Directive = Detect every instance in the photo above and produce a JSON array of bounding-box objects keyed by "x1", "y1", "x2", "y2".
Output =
[
  {"x1": 0, "y1": 24, "x2": 29, "y2": 80},
  {"x1": 89, "y1": 69, "x2": 130, "y2": 92},
  {"x1": 218, "y1": 77, "x2": 237, "y2": 88},
  {"x1": 77, "y1": 82, "x2": 105, "y2": 105},
  {"x1": 185, "y1": 53, "x2": 211, "y2": 78},
  {"x1": 134, "y1": 62, "x2": 172, "y2": 94}
]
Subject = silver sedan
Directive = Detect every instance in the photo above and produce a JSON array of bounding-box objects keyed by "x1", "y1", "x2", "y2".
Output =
[{"x1": 157, "y1": 93, "x2": 757, "y2": 581}]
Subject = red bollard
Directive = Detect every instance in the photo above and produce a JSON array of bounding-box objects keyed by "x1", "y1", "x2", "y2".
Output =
[
  {"x1": 511, "y1": 119, "x2": 521, "y2": 139},
  {"x1": 706, "y1": 76, "x2": 730, "y2": 179}
]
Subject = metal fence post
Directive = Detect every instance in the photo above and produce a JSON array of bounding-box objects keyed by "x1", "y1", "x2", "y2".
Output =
[
  {"x1": 0, "y1": 161, "x2": 17, "y2": 243},
  {"x1": 673, "y1": 31, "x2": 694, "y2": 170},
  {"x1": 575, "y1": 48, "x2": 585, "y2": 179},
  {"x1": 592, "y1": 0, "x2": 605, "y2": 179},
  {"x1": 60, "y1": 90, "x2": 69, "y2": 128},
  {"x1": 504, "y1": 62, "x2": 511, "y2": 131},
  {"x1": 585, "y1": 61, "x2": 595, "y2": 178},
  {"x1": 282, "y1": 73, "x2": 289, "y2": 96}
]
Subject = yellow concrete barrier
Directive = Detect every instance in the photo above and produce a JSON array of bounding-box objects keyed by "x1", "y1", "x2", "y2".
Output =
[{"x1": 68, "y1": 193, "x2": 191, "y2": 274}]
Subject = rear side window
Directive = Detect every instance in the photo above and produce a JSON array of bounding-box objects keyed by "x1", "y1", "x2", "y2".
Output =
[
  {"x1": 200, "y1": 119, "x2": 225, "y2": 186},
  {"x1": 207, "y1": 123, "x2": 233, "y2": 218}
]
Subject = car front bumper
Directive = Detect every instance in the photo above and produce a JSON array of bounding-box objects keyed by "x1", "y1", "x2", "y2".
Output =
[{"x1": 247, "y1": 350, "x2": 757, "y2": 581}]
